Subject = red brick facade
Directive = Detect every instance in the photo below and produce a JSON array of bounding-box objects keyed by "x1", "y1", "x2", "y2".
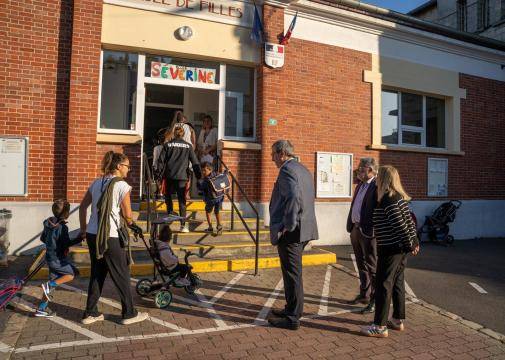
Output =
[{"x1": 1, "y1": 2, "x2": 504, "y2": 206}]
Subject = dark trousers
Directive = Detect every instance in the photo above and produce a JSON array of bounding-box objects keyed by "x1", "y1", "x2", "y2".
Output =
[
  {"x1": 164, "y1": 179, "x2": 187, "y2": 225},
  {"x1": 85, "y1": 234, "x2": 136, "y2": 319},
  {"x1": 350, "y1": 225, "x2": 377, "y2": 300},
  {"x1": 277, "y1": 228, "x2": 306, "y2": 324},
  {"x1": 374, "y1": 252, "x2": 407, "y2": 326}
]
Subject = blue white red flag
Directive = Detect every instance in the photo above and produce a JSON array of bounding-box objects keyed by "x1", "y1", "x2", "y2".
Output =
[
  {"x1": 280, "y1": 12, "x2": 298, "y2": 45},
  {"x1": 251, "y1": 3, "x2": 264, "y2": 45}
]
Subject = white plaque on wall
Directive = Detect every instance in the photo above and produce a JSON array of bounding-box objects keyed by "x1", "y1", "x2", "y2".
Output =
[
  {"x1": 0, "y1": 137, "x2": 28, "y2": 196},
  {"x1": 428, "y1": 158, "x2": 448, "y2": 197},
  {"x1": 316, "y1": 152, "x2": 353, "y2": 198}
]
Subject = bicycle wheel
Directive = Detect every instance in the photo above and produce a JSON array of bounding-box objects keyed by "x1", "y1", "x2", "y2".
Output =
[
  {"x1": 154, "y1": 290, "x2": 173, "y2": 309},
  {"x1": 136, "y1": 279, "x2": 152, "y2": 296}
]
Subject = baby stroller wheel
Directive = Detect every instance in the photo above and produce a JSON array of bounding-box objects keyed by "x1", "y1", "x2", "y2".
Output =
[
  {"x1": 185, "y1": 273, "x2": 202, "y2": 295},
  {"x1": 136, "y1": 279, "x2": 153, "y2": 297},
  {"x1": 155, "y1": 290, "x2": 173, "y2": 309},
  {"x1": 446, "y1": 235, "x2": 455, "y2": 245}
]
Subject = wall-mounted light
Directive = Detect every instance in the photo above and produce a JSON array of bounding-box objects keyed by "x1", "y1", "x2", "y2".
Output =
[{"x1": 176, "y1": 26, "x2": 193, "y2": 41}]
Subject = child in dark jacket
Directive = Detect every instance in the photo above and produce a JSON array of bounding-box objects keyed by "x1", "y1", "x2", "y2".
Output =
[
  {"x1": 36, "y1": 199, "x2": 81, "y2": 317},
  {"x1": 197, "y1": 162, "x2": 225, "y2": 236}
]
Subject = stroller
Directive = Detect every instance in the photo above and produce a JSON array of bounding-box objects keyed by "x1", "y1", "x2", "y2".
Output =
[
  {"x1": 417, "y1": 200, "x2": 462, "y2": 246},
  {"x1": 0, "y1": 258, "x2": 46, "y2": 311},
  {"x1": 134, "y1": 217, "x2": 202, "y2": 309}
]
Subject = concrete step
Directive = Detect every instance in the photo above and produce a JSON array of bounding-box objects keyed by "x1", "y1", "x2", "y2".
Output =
[
  {"x1": 134, "y1": 229, "x2": 270, "y2": 244},
  {"x1": 133, "y1": 209, "x2": 254, "y2": 223},
  {"x1": 138, "y1": 200, "x2": 207, "y2": 212},
  {"x1": 134, "y1": 218, "x2": 264, "y2": 233},
  {"x1": 30, "y1": 247, "x2": 337, "y2": 279}
]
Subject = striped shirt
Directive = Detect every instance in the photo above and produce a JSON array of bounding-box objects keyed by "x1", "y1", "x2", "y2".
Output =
[{"x1": 373, "y1": 193, "x2": 418, "y2": 254}]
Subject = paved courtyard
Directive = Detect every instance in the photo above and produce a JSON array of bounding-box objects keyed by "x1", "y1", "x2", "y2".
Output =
[{"x1": 1, "y1": 263, "x2": 505, "y2": 359}]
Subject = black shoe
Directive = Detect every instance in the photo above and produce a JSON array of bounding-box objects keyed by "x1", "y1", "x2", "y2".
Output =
[
  {"x1": 349, "y1": 295, "x2": 369, "y2": 305},
  {"x1": 268, "y1": 317, "x2": 300, "y2": 330},
  {"x1": 271, "y1": 308, "x2": 287, "y2": 318},
  {"x1": 360, "y1": 302, "x2": 375, "y2": 314}
]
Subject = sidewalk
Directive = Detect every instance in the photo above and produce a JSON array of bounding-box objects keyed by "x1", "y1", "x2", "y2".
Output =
[{"x1": 1, "y1": 261, "x2": 504, "y2": 359}]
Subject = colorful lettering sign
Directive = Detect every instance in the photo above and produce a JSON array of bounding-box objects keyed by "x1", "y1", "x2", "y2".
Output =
[{"x1": 151, "y1": 62, "x2": 216, "y2": 84}]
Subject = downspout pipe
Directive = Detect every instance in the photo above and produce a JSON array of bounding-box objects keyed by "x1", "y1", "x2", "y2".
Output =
[{"x1": 311, "y1": 0, "x2": 505, "y2": 52}]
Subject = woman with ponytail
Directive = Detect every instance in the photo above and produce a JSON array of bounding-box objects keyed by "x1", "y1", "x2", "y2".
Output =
[{"x1": 78, "y1": 151, "x2": 148, "y2": 325}]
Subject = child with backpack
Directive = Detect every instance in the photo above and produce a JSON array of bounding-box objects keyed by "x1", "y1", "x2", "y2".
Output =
[
  {"x1": 35, "y1": 199, "x2": 82, "y2": 317},
  {"x1": 197, "y1": 162, "x2": 228, "y2": 236}
]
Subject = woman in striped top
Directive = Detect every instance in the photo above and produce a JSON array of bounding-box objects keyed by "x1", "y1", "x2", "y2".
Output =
[{"x1": 362, "y1": 165, "x2": 419, "y2": 338}]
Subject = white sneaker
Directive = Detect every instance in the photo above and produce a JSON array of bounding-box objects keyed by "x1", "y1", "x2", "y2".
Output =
[
  {"x1": 81, "y1": 314, "x2": 105, "y2": 325},
  {"x1": 180, "y1": 225, "x2": 190, "y2": 233},
  {"x1": 174, "y1": 278, "x2": 191, "y2": 286},
  {"x1": 120, "y1": 311, "x2": 149, "y2": 325}
]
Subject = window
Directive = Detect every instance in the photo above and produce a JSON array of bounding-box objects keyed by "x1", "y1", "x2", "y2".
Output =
[
  {"x1": 224, "y1": 66, "x2": 255, "y2": 139},
  {"x1": 381, "y1": 90, "x2": 446, "y2": 148},
  {"x1": 99, "y1": 51, "x2": 138, "y2": 131},
  {"x1": 457, "y1": 0, "x2": 467, "y2": 31},
  {"x1": 477, "y1": 0, "x2": 489, "y2": 30}
]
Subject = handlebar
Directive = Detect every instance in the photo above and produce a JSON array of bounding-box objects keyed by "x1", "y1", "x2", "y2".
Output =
[{"x1": 183, "y1": 249, "x2": 197, "y2": 265}]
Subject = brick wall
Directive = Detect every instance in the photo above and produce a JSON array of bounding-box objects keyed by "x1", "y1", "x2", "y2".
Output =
[
  {"x1": 0, "y1": 0, "x2": 72, "y2": 202},
  {"x1": 66, "y1": 0, "x2": 102, "y2": 203},
  {"x1": 220, "y1": 149, "x2": 261, "y2": 202}
]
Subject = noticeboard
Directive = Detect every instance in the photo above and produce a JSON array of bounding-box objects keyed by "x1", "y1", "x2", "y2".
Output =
[
  {"x1": 316, "y1": 152, "x2": 353, "y2": 198},
  {"x1": 0, "y1": 137, "x2": 28, "y2": 196},
  {"x1": 427, "y1": 158, "x2": 448, "y2": 197}
]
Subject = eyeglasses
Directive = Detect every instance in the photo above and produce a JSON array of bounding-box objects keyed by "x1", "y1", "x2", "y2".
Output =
[{"x1": 119, "y1": 163, "x2": 130, "y2": 169}]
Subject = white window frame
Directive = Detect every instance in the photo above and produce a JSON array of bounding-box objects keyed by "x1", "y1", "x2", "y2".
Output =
[
  {"x1": 382, "y1": 89, "x2": 446, "y2": 149},
  {"x1": 97, "y1": 50, "x2": 140, "y2": 135}
]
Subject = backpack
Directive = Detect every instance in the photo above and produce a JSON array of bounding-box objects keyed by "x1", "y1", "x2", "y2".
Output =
[{"x1": 207, "y1": 172, "x2": 231, "y2": 200}]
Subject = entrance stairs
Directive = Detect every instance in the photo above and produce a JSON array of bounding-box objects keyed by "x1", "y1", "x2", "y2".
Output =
[{"x1": 31, "y1": 199, "x2": 336, "y2": 279}]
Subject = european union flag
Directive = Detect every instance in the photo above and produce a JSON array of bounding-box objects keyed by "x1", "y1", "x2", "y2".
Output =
[{"x1": 251, "y1": 3, "x2": 264, "y2": 45}]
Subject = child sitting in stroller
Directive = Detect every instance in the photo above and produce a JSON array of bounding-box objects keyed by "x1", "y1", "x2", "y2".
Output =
[{"x1": 154, "y1": 225, "x2": 191, "y2": 287}]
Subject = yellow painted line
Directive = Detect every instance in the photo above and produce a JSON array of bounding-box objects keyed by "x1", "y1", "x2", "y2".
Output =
[
  {"x1": 135, "y1": 218, "x2": 259, "y2": 225},
  {"x1": 69, "y1": 242, "x2": 272, "y2": 253},
  {"x1": 31, "y1": 253, "x2": 337, "y2": 280},
  {"x1": 140, "y1": 201, "x2": 207, "y2": 211}
]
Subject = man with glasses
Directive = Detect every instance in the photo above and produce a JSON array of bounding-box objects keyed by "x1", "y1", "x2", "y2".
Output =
[{"x1": 346, "y1": 157, "x2": 378, "y2": 314}]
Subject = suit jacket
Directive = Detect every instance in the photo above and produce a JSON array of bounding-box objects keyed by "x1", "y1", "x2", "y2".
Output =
[
  {"x1": 269, "y1": 159, "x2": 319, "y2": 245},
  {"x1": 346, "y1": 178, "x2": 377, "y2": 237}
]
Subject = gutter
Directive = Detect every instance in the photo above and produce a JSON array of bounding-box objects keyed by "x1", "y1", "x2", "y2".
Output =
[{"x1": 309, "y1": 0, "x2": 505, "y2": 52}]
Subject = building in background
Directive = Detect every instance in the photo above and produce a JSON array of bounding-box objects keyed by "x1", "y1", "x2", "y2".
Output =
[{"x1": 409, "y1": 0, "x2": 505, "y2": 41}]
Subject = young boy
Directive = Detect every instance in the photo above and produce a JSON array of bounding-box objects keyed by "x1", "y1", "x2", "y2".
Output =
[
  {"x1": 154, "y1": 225, "x2": 190, "y2": 287},
  {"x1": 36, "y1": 199, "x2": 82, "y2": 317},
  {"x1": 197, "y1": 162, "x2": 224, "y2": 235}
]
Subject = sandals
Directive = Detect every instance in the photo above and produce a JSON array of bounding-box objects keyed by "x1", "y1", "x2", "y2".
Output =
[
  {"x1": 216, "y1": 225, "x2": 223, "y2": 235},
  {"x1": 387, "y1": 319, "x2": 405, "y2": 331}
]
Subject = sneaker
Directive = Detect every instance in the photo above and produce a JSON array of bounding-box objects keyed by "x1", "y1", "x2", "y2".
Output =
[
  {"x1": 387, "y1": 319, "x2": 405, "y2": 331},
  {"x1": 174, "y1": 278, "x2": 191, "y2": 287},
  {"x1": 35, "y1": 308, "x2": 55, "y2": 317},
  {"x1": 203, "y1": 227, "x2": 214, "y2": 234},
  {"x1": 180, "y1": 225, "x2": 190, "y2": 233},
  {"x1": 41, "y1": 282, "x2": 54, "y2": 301},
  {"x1": 361, "y1": 324, "x2": 389, "y2": 338},
  {"x1": 81, "y1": 314, "x2": 105, "y2": 325},
  {"x1": 120, "y1": 312, "x2": 149, "y2": 325}
]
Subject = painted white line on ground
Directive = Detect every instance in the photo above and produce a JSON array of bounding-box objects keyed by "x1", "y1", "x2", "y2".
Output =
[
  {"x1": 469, "y1": 282, "x2": 488, "y2": 294},
  {"x1": 254, "y1": 278, "x2": 284, "y2": 325},
  {"x1": 10, "y1": 296, "x2": 107, "y2": 340},
  {"x1": 318, "y1": 265, "x2": 332, "y2": 316},
  {"x1": 0, "y1": 341, "x2": 13, "y2": 353},
  {"x1": 61, "y1": 283, "x2": 186, "y2": 331},
  {"x1": 209, "y1": 271, "x2": 246, "y2": 305},
  {"x1": 194, "y1": 290, "x2": 227, "y2": 327}
]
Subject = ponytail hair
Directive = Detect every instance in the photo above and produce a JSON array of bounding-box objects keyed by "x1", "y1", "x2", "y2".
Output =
[{"x1": 101, "y1": 151, "x2": 128, "y2": 174}]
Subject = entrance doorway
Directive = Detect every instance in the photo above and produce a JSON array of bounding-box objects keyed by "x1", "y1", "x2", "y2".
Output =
[{"x1": 143, "y1": 83, "x2": 219, "y2": 197}]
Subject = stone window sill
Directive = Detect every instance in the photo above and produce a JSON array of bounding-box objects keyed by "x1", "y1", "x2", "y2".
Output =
[
  {"x1": 368, "y1": 144, "x2": 465, "y2": 156},
  {"x1": 219, "y1": 140, "x2": 262, "y2": 151},
  {"x1": 97, "y1": 133, "x2": 142, "y2": 144}
]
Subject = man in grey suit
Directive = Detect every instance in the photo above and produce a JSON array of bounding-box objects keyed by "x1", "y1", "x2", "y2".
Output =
[{"x1": 268, "y1": 140, "x2": 319, "y2": 330}]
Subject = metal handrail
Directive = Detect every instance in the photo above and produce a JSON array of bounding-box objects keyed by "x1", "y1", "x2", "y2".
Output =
[
  {"x1": 217, "y1": 156, "x2": 260, "y2": 275},
  {"x1": 142, "y1": 152, "x2": 154, "y2": 234}
]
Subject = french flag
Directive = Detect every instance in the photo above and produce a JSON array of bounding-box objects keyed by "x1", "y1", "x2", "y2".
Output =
[{"x1": 280, "y1": 12, "x2": 298, "y2": 45}]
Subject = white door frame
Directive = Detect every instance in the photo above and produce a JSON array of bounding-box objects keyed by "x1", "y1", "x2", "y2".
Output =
[{"x1": 137, "y1": 54, "x2": 226, "y2": 197}]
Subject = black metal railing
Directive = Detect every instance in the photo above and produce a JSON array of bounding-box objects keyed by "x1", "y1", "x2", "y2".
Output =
[
  {"x1": 217, "y1": 156, "x2": 260, "y2": 276},
  {"x1": 141, "y1": 152, "x2": 155, "y2": 234}
]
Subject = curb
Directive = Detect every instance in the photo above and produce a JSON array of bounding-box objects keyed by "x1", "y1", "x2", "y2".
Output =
[{"x1": 332, "y1": 262, "x2": 505, "y2": 344}]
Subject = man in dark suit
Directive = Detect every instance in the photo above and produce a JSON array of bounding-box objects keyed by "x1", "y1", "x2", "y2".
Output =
[
  {"x1": 346, "y1": 157, "x2": 378, "y2": 313},
  {"x1": 268, "y1": 140, "x2": 319, "y2": 330}
]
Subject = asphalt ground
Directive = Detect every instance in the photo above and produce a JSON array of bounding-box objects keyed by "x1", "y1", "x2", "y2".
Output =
[{"x1": 324, "y1": 237, "x2": 505, "y2": 335}]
